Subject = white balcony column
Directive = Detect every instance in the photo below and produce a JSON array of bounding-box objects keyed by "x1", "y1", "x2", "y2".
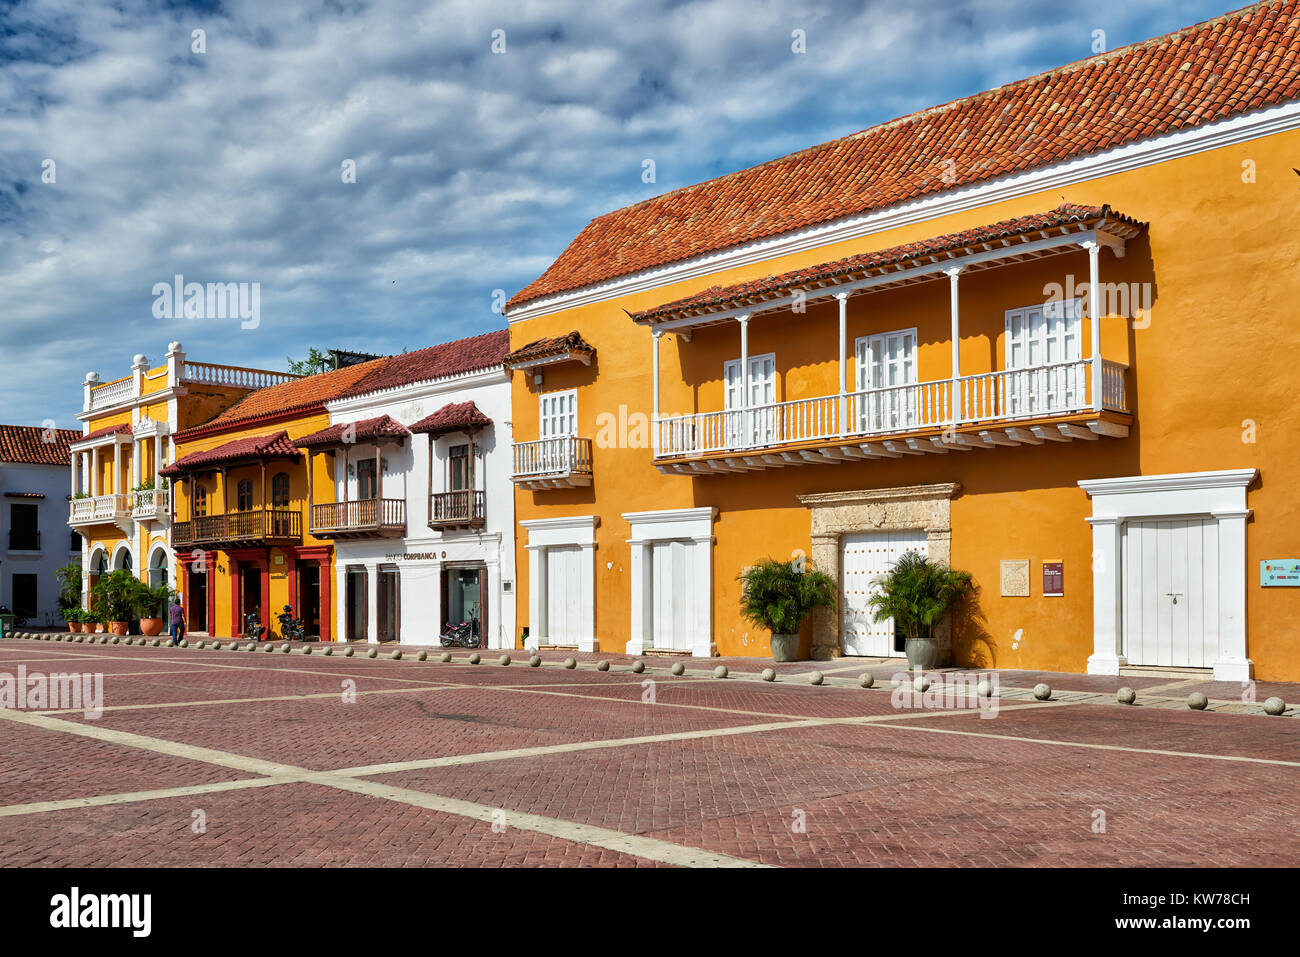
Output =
[
  {"x1": 132, "y1": 439, "x2": 142, "y2": 494},
  {"x1": 945, "y1": 265, "x2": 963, "y2": 424},
  {"x1": 836, "y1": 293, "x2": 848, "y2": 436},
  {"x1": 1081, "y1": 240, "x2": 1102, "y2": 411},
  {"x1": 165, "y1": 341, "x2": 186, "y2": 389},
  {"x1": 81, "y1": 452, "x2": 90, "y2": 496},
  {"x1": 70, "y1": 454, "x2": 78, "y2": 497},
  {"x1": 651, "y1": 329, "x2": 662, "y2": 455},
  {"x1": 130, "y1": 353, "x2": 148, "y2": 401},
  {"x1": 154, "y1": 435, "x2": 164, "y2": 486},
  {"x1": 738, "y1": 313, "x2": 750, "y2": 448},
  {"x1": 91, "y1": 447, "x2": 100, "y2": 497},
  {"x1": 82, "y1": 372, "x2": 99, "y2": 413}
]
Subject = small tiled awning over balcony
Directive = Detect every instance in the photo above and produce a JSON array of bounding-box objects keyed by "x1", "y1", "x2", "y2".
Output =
[
  {"x1": 160, "y1": 430, "x2": 300, "y2": 477},
  {"x1": 408, "y1": 401, "x2": 493, "y2": 437},
  {"x1": 293, "y1": 415, "x2": 409, "y2": 450},
  {"x1": 70, "y1": 422, "x2": 133, "y2": 447},
  {"x1": 631, "y1": 204, "x2": 1145, "y2": 328},
  {"x1": 503, "y1": 331, "x2": 595, "y2": 371}
]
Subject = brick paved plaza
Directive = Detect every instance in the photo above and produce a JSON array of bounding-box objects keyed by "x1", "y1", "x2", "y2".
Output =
[{"x1": 1, "y1": 633, "x2": 1297, "y2": 868}]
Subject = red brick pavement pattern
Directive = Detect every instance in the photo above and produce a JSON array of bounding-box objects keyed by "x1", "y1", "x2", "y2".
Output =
[
  {"x1": 66, "y1": 687, "x2": 767, "y2": 771},
  {"x1": 375, "y1": 716, "x2": 1299, "y2": 867},
  {"x1": 0, "y1": 722, "x2": 259, "y2": 806},
  {"x1": 0, "y1": 783, "x2": 664, "y2": 867}
]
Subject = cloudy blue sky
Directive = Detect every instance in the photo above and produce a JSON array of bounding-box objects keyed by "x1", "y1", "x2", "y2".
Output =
[{"x1": 0, "y1": 0, "x2": 1238, "y2": 427}]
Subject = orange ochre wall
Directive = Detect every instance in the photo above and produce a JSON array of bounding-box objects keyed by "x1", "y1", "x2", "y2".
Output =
[
  {"x1": 170, "y1": 412, "x2": 338, "y2": 640},
  {"x1": 509, "y1": 128, "x2": 1300, "y2": 681}
]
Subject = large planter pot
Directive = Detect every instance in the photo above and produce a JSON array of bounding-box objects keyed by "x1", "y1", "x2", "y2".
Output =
[
  {"x1": 67, "y1": 622, "x2": 77, "y2": 632},
  {"x1": 904, "y1": 636, "x2": 937, "y2": 671},
  {"x1": 92, "y1": 623, "x2": 105, "y2": 634},
  {"x1": 770, "y1": 634, "x2": 801, "y2": 663},
  {"x1": 108, "y1": 621, "x2": 130, "y2": 637},
  {"x1": 139, "y1": 617, "x2": 164, "y2": 637}
]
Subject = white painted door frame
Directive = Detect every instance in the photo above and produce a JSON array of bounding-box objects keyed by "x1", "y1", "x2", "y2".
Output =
[
  {"x1": 1079, "y1": 469, "x2": 1256, "y2": 681},
  {"x1": 624, "y1": 507, "x2": 716, "y2": 658},
  {"x1": 520, "y1": 515, "x2": 598, "y2": 653}
]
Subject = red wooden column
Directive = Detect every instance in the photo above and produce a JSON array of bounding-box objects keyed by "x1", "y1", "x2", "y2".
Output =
[
  {"x1": 319, "y1": 556, "x2": 332, "y2": 641},
  {"x1": 230, "y1": 559, "x2": 242, "y2": 637},
  {"x1": 206, "y1": 551, "x2": 217, "y2": 635}
]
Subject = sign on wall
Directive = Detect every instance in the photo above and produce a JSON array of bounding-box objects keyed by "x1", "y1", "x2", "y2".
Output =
[
  {"x1": 1260, "y1": 560, "x2": 1300, "y2": 587},
  {"x1": 1000, "y1": 560, "x2": 1030, "y2": 597},
  {"x1": 1042, "y1": 561, "x2": 1064, "y2": 597}
]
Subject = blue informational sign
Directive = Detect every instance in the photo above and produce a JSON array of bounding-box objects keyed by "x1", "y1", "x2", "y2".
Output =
[{"x1": 1260, "y1": 560, "x2": 1300, "y2": 587}]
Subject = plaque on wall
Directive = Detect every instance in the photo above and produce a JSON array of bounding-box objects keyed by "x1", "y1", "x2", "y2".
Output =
[
  {"x1": 1000, "y1": 560, "x2": 1030, "y2": 597},
  {"x1": 1042, "y1": 561, "x2": 1064, "y2": 597}
]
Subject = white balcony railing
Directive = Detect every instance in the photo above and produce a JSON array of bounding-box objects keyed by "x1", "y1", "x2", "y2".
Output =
[
  {"x1": 69, "y1": 494, "x2": 131, "y2": 525},
  {"x1": 655, "y1": 358, "x2": 1129, "y2": 458},
  {"x1": 512, "y1": 436, "x2": 594, "y2": 480},
  {"x1": 131, "y1": 488, "x2": 169, "y2": 520},
  {"x1": 88, "y1": 377, "x2": 136, "y2": 411},
  {"x1": 180, "y1": 362, "x2": 299, "y2": 390}
]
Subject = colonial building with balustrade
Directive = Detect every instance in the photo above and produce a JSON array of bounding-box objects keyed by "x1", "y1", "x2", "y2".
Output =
[
  {"x1": 502, "y1": 3, "x2": 1300, "y2": 681},
  {"x1": 70, "y1": 341, "x2": 301, "y2": 609}
]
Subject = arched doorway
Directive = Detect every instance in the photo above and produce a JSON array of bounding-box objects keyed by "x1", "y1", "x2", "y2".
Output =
[
  {"x1": 148, "y1": 546, "x2": 169, "y2": 589},
  {"x1": 112, "y1": 545, "x2": 134, "y2": 573}
]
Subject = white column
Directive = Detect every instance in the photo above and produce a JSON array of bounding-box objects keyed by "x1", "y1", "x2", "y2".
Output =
[
  {"x1": 132, "y1": 440, "x2": 142, "y2": 494},
  {"x1": 945, "y1": 266, "x2": 963, "y2": 423},
  {"x1": 82, "y1": 373, "x2": 99, "y2": 413},
  {"x1": 626, "y1": 540, "x2": 648, "y2": 656},
  {"x1": 1084, "y1": 517, "x2": 1126, "y2": 675},
  {"x1": 81, "y1": 452, "x2": 90, "y2": 495},
  {"x1": 366, "y1": 563, "x2": 379, "y2": 644},
  {"x1": 651, "y1": 330, "x2": 661, "y2": 456},
  {"x1": 691, "y1": 533, "x2": 715, "y2": 658},
  {"x1": 1212, "y1": 509, "x2": 1254, "y2": 681},
  {"x1": 836, "y1": 293, "x2": 848, "y2": 436},
  {"x1": 578, "y1": 542, "x2": 597, "y2": 653},
  {"x1": 526, "y1": 544, "x2": 544, "y2": 651},
  {"x1": 91, "y1": 447, "x2": 100, "y2": 497},
  {"x1": 1082, "y1": 240, "x2": 1102, "y2": 412},
  {"x1": 738, "y1": 314, "x2": 750, "y2": 449},
  {"x1": 70, "y1": 454, "x2": 78, "y2": 497}
]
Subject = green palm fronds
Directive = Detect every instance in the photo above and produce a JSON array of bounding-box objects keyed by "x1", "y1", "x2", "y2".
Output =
[
  {"x1": 737, "y1": 558, "x2": 837, "y2": 635},
  {"x1": 866, "y1": 551, "x2": 973, "y2": 642}
]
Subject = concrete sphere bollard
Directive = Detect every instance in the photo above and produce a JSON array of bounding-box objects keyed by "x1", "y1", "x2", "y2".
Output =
[
  {"x1": 596, "y1": 660, "x2": 610, "y2": 672},
  {"x1": 440, "y1": 652, "x2": 452, "y2": 662},
  {"x1": 498, "y1": 655, "x2": 511, "y2": 666},
  {"x1": 180, "y1": 639, "x2": 189, "y2": 648},
  {"x1": 417, "y1": 650, "x2": 427, "y2": 662},
  {"x1": 809, "y1": 671, "x2": 825, "y2": 686},
  {"x1": 859, "y1": 673, "x2": 875, "y2": 689},
  {"x1": 323, "y1": 646, "x2": 333, "y2": 656},
  {"x1": 281, "y1": 644, "x2": 291, "y2": 653},
  {"x1": 1187, "y1": 692, "x2": 1208, "y2": 711},
  {"x1": 302, "y1": 645, "x2": 311, "y2": 655},
  {"x1": 761, "y1": 668, "x2": 776, "y2": 682},
  {"x1": 195, "y1": 641, "x2": 205, "y2": 650},
  {"x1": 913, "y1": 674, "x2": 930, "y2": 692},
  {"x1": 563, "y1": 657, "x2": 577, "y2": 670},
  {"x1": 1263, "y1": 696, "x2": 1287, "y2": 716},
  {"x1": 246, "y1": 643, "x2": 256, "y2": 652},
  {"x1": 111, "y1": 636, "x2": 121, "y2": 644},
  {"x1": 344, "y1": 646, "x2": 355, "y2": 657},
  {"x1": 670, "y1": 662, "x2": 685, "y2": 676},
  {"x1": 1033, "y1": 683, "x2": 1052, "y2": 701},
  {"x1": 976, "y1": 679, "x2": 994, "y2": 698},
  {"x1": 631, "y1": 660, "x2": 645, "y2": 674},
  {"x1": 210, "y1": 641, "x2": 221, "y2": 650},
  {"x1": 391, "y1": 649, "x2": 402, "y2": 660},
  {"x1": 1117, "y1": 686, "x2": 1137, "y2": 705},
  {"x1": 469, "y1": 653, "x2": 481, "y2": 664},
  {"x1": 529, "y1": 655, "x2": 542, "y2": 667},
  {"x1": 367, "y1": 648, "x2": 378, "y2": 658},
  {"x1": 713, "y1": 665, "x2": 728, "y2": 679}
]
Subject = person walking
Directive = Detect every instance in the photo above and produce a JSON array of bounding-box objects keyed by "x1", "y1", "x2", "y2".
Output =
[{"x1": 169, "y1": 598, "x2": 186, "y2": 646}]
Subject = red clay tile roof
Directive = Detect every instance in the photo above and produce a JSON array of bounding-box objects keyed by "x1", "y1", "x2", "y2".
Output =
[
  {"x1": 634, "y1": 204, "x2": 1145, "y2": 322},
  {"x1": 160, "y1": 431, "x2": 300, "y2": 476},
  {"x1": 178, "y1": 361, "x2": 387, "y2": 440},
  {"x1": 73, "y1": 423, "x2": 133, "y2": 444},
  {"x1": 503, "y1": 331, "x2": 596, "y2": 369},
  {"x1": 408, "y1": 401, "x2": 494, "y2": 437},
  {"x1": 509, "y1": 1, "x2": 1300, "y2": 309},
  {"x1": 294, "y1": 415, "x2": 410, "y2": 450},
  {"x1": 0, "y1": 425, "x2": 80, "y2": 466},
  {"x1": 338, "y1": 330, "x2": 509, "y2": 398}
]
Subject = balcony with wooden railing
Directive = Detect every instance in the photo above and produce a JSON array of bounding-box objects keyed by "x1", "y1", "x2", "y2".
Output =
[
  {"x1": 429, "y1": 490, "x2": 486, "y2": 529},
  {"x1": 309, "y1": 499, "x2": 405, "y2": 540},
  {"x1": 511, "y1": 436, "x2": 594, "y2": 490},
  {"x1": 172, "y1": 509, "x2": 302, "y2": 548},
  {"x1": 653, "y1": 358, "x2": 1130, "y2": 473}
]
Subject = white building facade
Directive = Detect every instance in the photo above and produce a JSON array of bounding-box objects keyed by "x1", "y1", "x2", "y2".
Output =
[{"x1": 315, "y1": 348, "x2": 516, "y2": 648}]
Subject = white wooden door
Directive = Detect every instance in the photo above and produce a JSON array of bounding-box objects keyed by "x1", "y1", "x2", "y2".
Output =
[
  {"x1": 840, "y1": 530, "x2": 928, "y2": 656},
  {"x1": 649, "y1": 539, "x2": 697, "y2": 650},
  {"x1": 544, "y1": 545, "x2": 582, "y2": 644},
  {"x1": 539, "y1": 390, "x2": 576, "y2": 471},
  {"x1": 723, "y1": 354, "x2": 776, "y2": 447},
  {"x1": 1122, "y1": 519, "x2": 1219, "y2": 668},
  {"x1": 856, "y1": 330, "x2": 917, "y2": 432},
  {"x1": 1004, "y1": 298, "x2": 1083, "y2": 415}
]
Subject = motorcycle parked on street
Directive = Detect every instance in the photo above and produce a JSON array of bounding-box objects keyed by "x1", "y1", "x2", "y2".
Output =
[{"x1": 439, "y1": 619, "x2": 481, "y2": 648}]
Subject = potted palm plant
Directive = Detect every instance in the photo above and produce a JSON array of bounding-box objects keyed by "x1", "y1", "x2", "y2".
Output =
[
  {"x1": 738, "y1": 558, "x2": 837, "y2": 662},
  {"x1": 866, "y1": 551, "x2": 973, "y2": 670},
  {"x1": 136, "y1": 583, "x2": 173, "y2": 637},
  {"x1": 91, "y1": 570, "x2": 138, "y2": 636}
]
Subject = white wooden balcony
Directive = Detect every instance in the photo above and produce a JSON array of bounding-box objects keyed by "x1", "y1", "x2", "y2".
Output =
[
  {"x1": 69, "y1": 494, "x2": 132, "y2": 526},
  {"x1": 512, "y1": 436, "x2": 594, "y2": 490},
  {"x1": 131, "y1": 488, "x2": 169, "y2": 521},
  {"x1": 654, "y1": 358, "x2": 1129, "y2": 472}
]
